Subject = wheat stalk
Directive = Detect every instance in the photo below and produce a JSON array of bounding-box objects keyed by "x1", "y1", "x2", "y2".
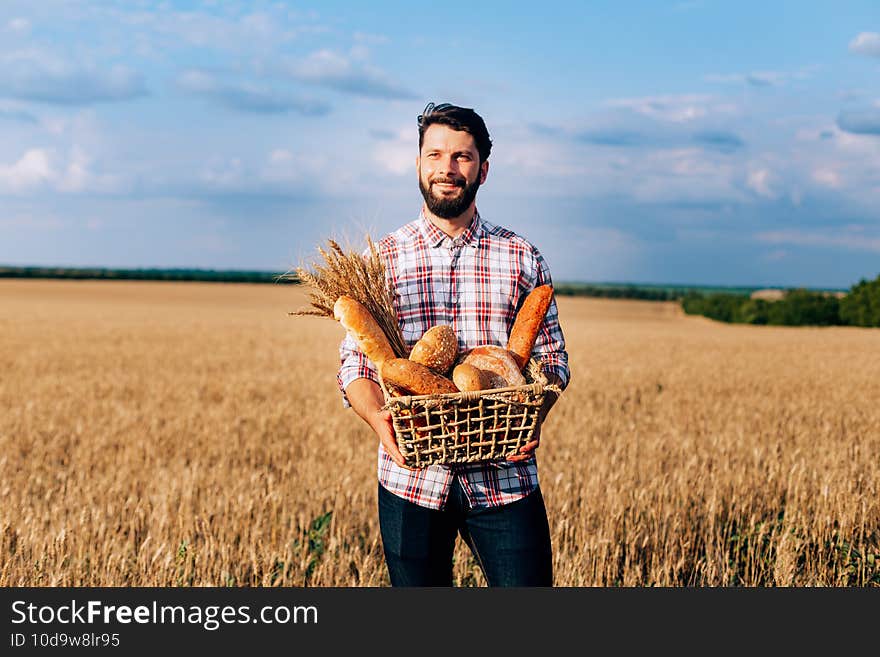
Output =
[{"x1": 284, "y1": 236, "x2": 408, "y2": 358}]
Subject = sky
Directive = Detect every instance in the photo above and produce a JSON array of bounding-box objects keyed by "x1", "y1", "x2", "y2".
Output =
[{"x1": 1, "y1": 0, "x2": 878, "y2": 289}]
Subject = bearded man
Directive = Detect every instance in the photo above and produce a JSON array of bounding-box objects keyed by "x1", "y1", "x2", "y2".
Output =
[{"x1": 337, "y1": 102, "x2": 570, "y2": 587}]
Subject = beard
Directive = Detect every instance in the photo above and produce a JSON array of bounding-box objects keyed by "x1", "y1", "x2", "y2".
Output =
[{"x1": 418, "y1": 171, "x2": 481, "y2": 219}]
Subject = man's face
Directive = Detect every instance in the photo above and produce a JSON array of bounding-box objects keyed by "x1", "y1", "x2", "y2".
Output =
[{"x1": 417, "y1": 123, "x2": 488, "y2": 220}]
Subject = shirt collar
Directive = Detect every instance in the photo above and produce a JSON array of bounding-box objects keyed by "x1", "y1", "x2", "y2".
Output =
[{"x1": 419, "y1": 209, "x2": 484, "y2": 249}]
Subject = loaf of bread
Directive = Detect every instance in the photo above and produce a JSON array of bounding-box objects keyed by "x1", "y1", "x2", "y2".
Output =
[
  {"x1": 409, "y1": 325, "x2": 457, "y2": 374},
  {"x1": 452, "y1": 362, "x2": 490, "y2": 392},
  {"x1": 385, "y1": 383, "x2": 407, "y2": 398},
  {"x1": 459, "y1": 346, "x2": 527, "y2": 389},
  {"x1": 506, "y1": 285, "x2": 553, "y2": 370},
  {"x1": 380, "y1": 358, "x2": 459, "y2": 396},
  {"x1": 333, "y1": 295, "x2": 396, "y2": 366}
]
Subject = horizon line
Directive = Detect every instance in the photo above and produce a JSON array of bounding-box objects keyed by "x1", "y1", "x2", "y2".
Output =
[{"x1": 0, "y1": 263, "x2": 854, "y2": 292}]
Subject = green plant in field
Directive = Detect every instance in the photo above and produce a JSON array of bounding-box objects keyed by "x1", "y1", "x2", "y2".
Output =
[
  {"x1": 828, "y1": 533, "x2": 880, "y2": 586},
  {"x1": 293, "y1": 511, "x2": 333, "y2": 583},
  {"x1": 175, "y1": 539, "x2": 195, "y2": 587}
]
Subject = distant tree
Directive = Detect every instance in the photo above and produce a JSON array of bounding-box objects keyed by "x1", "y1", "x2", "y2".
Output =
[
  {"x1": 839, "y1": 274, "x2": 880, "y2": 327},
  {"x1": 681, "y1": 292, "x2": 746, "y2": 322},
  {"x1": 766, "y1": 288, "x2": 841, "y2": 326},
  {"x1": 735, "y1": 298, "x2": 770, "y2": 325}
]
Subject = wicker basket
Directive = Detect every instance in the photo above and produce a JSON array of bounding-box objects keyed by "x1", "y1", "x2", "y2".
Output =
[{"x1": 379, "y1": 359, "x2": 560, "y2": 468}]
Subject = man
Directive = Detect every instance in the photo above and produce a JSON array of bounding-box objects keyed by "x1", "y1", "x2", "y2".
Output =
[{"x1": 337, "y1": 102, "x2": 570, "y2": 587}]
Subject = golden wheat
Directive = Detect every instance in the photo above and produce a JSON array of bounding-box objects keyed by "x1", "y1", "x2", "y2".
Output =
[
  {"x1": 0, "y1": 280, "x2": 877, "y2": 586},
  {"x1": 287, "y1": 237, "x2": 408, "y2": 358}
]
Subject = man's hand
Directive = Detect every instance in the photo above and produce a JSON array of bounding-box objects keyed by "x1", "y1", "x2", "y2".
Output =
[
  {"x1": 506, "y1": 424, "x2": 541, "y2": 463},
  {"x1": 506, "y1": 372, "x2": 562, "y2": 463},
  {"x1": 367, "y1": 407, "x2": 409, "y2": 468},
  {"x1": 345, "y1": 378, "x2": 411, "y2": 469}
]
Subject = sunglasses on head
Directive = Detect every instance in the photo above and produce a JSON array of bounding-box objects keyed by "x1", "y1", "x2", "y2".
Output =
[{"x1": 417, "y1": 102, "x2": 454, "y2": 126}]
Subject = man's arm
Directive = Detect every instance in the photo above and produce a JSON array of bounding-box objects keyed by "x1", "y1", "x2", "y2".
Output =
[
  {"x1": 506, "y1": 371, "x2": 563, "y2": 463},
  {"x1": 344, "y1": 377, "x2": 409, "y2": 468},
  {"x1": 506, "y1": 247, "x2": 570, "y2": 463},
  {"x1": 537, "y1": 372, "x2": 563, "y2": 423}
]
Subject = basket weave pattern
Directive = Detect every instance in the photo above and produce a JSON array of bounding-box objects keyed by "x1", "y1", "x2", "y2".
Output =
[{"x1": 380, "y1": 359, "x2": 559, "y2": 468}]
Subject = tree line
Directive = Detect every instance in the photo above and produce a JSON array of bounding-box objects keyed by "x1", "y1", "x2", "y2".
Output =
[
  {"x1": 0, "y1": 266, "x2": 298, "y2": 284},
  {"x1": 4, "y1": 265, "x2": 876, "y2": 327},
  {"x1": 681, "y1": 274, "x2": 880, "y2": 328}
]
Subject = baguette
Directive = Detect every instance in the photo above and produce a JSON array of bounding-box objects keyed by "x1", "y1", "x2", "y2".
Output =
[
  {"x1": 409, "y1": 325, "x2": 457, "y2": 374},
  {"x1": 506, "y1": 285, "x2": 554, "y2": 370},
  {"x1": 333, "y1": 295, "x2": 396, "y2": 366},
  {"x1": 380, "y1": 358, "x2": 459, "y2": 396}
]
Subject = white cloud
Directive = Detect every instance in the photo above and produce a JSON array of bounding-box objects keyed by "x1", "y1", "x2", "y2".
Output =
[
  {"x1": 779, "y1": 121, "x2": 880, "y2": 205},
  {"x1": 0, "y1": 147, "x2": 122, "y2": 194},
  {"x1": 0, "y1": 50, "x2": 147, "y2": 105},
  {"x1": 372, "y1": 125, "x2": 416, "y2": 176},
  {"x1": 605, "y1": 95, "x2": 736, "y2": 123},
  {"x1": 260, "y1": 148, "x2": 329, "y2": 184},
  {"x1": 7, "y1": 17, "x2": 31, "y2": 33},
  {"x1": 629, "y1": 152, "x2": 745, "y2": 203},
  {"x1": 0, "y1": 149, "x2": 54, "y2": 192},
  {"x1": 58, "y1": 147, "x2": 95, "y2": 192},
  {"x1": 747, "y1": 167, "x2": 779, "y2": 199},
  {"x1": 350, "y1": 32, "x2": 389, "y2": 60},
  {"x1": 812, "y1": 167, "x2": 842, "y2": 189},
  {"x1": 269, "y1": 149, "x2": 293, "y2": 164},
  {"x1": 705, "y1": 66, "x2": 819, "y2": 87},
  {"x1": 756, "y1": 228, "x2": 880, "y2": 253},
  {"x1": 176, "y1": 69, "x2": 329, "y2": 115},
  {"x1": 114, "y1": 7, "x2": 301, "y2": 51},
  {"x1": 200, "y1": 157, "x2": 245, "y2": 187},
  {"x1": 849, "y1": 32, "x2": 880, "y2": 57},
  {"x1": 281, "y1": 50, "x2": 416, "y2": 100}
]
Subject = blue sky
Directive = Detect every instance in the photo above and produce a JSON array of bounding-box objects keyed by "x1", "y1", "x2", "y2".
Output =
[{"x1": 1, "y1": 1, "x2": 878, "y2": 288}]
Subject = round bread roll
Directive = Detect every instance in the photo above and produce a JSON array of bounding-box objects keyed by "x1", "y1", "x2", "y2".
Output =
[
  {"x1": 409, "y1": 325, "x2": 457, "y2": 374},
  {"x1": 452, "y1": 363, "x2": 491, "y2": 392},
  {"x1": 380, "y1": 358, "x2": 459, "y2": 396},
  {"x1": 459, "y1": 346, "x2": 527, "y2": 389}
]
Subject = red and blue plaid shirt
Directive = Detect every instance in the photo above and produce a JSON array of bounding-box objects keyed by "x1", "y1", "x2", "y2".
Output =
[{"x1": 337, "y1": 209, "x2": 570, "y2": 510}]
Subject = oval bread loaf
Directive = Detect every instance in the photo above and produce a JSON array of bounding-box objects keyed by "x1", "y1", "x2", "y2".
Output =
[
  {"x1": 452, "y1": 363, "x2": 490, "y2": 392},
  {"x1": 409, "y1": 325, "x2": 457, "y2": 374},
  {"x1": 506, "y1": 284, "x2": 554, "y2": 370},
  {"x1": 333, "y1": 295, "x2": 396, "y2": 366},
  {"x1": 459, "y1": 346, "x2": 527, "y2": 389},
  {"x1": 380, "y1": 358, "x2": 459, "y2": 396}
]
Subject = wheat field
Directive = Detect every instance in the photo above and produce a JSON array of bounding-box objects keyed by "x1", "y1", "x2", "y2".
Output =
[{"x1": 1, "y1": 279, "x2": 878, "y2": 587}]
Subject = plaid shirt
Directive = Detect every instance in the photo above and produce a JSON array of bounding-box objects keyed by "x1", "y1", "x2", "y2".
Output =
[{"x1": 337, "y1": 209, "x2": 570, "y2": 510}]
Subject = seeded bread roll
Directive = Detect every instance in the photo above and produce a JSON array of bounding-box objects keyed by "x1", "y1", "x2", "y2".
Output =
[
  {"x1": 409, "y1": 325, "x2": 458, "y2": 374},
  {"x1": 452, "y1": 363, "x2": 491, "y2": 392},
  {"x1": 333, "y1": 295, "x2": 396, "y2": 366},
  {"x1": 506, "y1": 285, "x2": 554, "y2": 370},
  {"x1": 380, "y1": 358, "x2": 459, "y2": 396}
]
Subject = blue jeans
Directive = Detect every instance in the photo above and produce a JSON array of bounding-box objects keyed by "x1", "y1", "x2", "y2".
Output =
[{"x1": 377, "y1": 478, "x2": 553, "y2": 587}]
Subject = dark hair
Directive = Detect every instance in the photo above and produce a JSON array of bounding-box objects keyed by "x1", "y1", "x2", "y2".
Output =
[{"x1": 417, "y1": 102, "x2": 493, "y2": 164}]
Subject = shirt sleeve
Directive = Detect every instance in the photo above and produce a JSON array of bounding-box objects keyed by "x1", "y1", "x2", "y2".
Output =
[{"x1": 526, "y1": 246, "x2": 571, "y2": 391}]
